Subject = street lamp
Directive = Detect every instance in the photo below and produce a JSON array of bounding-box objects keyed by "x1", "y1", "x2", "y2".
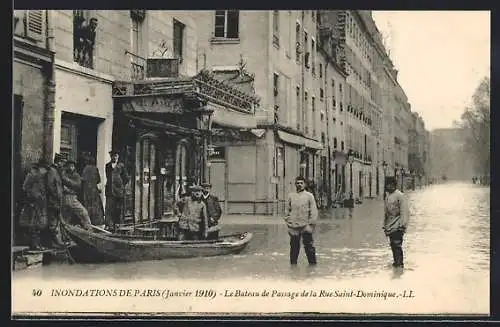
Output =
[
  {"x1": 400, "y1": 167, "x2": 405, "y2": 192},
  {"x1": 382, "y1": 161, "x2": 388, "y2": 200},
  {"x1": 196, "y1": 106, "x2": 214, "y2": 184},
  {"x1": 347, "y1": 150, "x2": 354, "y2": 206}
]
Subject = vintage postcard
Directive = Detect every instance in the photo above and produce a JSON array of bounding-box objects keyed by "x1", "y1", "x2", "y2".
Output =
[{"x1": 12, "y1": 9, "x2": 490, "y2": 317}]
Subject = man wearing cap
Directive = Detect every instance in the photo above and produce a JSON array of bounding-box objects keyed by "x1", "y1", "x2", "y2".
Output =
[
  {"x1": 61, "y1": 159, "x2": 92, "y2": 230},
  {"x1": 45, "y1": 153, "x2": 67, "y2": 248},
  {"x1": 105, "y1": 150, "x2": 129, "y2": 230},
  {"x1": 201, "y1": 182, "x2": 222, "y2": 240},
  {"x1": 178, "y1": 185, "x2": 208, "y2": 240},
  {"x1": 383, "y1": 176, "x2": 410, "y2": 268}
]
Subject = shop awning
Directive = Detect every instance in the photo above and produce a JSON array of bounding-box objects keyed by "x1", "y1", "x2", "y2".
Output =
[
  {"x1": 305, "y1": 138, "x2": 324, "y2": 150},
  {"x1": 276, "y1": 131, "x2": 305, "y2": 146}
]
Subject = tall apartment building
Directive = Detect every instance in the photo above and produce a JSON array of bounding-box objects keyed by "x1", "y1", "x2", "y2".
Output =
[
  {"x1": 14, "y1": 10, "x2": 257, "y2": 225},
  {"x1": 194, "y1": 10, "x2": 334, "y2": 214}
]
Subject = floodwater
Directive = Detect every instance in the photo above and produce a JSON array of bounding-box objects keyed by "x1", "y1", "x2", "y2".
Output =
[{"x1": 12, "y1": 182, "x2": 490, "y2": 315}]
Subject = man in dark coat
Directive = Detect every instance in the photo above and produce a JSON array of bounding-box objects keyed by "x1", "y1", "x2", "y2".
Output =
[
  {"x1": 201, "y1": 182, "x2": 222, "y2": 240},
  {"x1": 20, "y1": 159, "x2": 49, "y2": 250},
  {"x1": 105, "y1": 150, "x2": 129, "y2": 230},
  {"x1": 45, "y1": 153, "x2": 66, "y2": 248},
  {"x1": 61, "y1": 160, "x2": 92, "y2": 230}
]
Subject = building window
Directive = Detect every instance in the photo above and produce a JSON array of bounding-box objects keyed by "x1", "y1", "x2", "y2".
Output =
[
  {"x1": 312, "y1": 96, "x2": 316, "y2": 136},
  {"x1": 319, "y1": 63, "x2": 323, "y2": 78},
  {"x1": 273, "y1": 72, "x2": 280, "y2": 123},
  {"x1": 304, "y1": 31, "x2": 309, "y2": 69},
  {"x1": 214, "y1": 10, "x2": 239, "y2": 39},
  {"x1": 173, "y1": 19, "x2": 185, "y2": 62},
  {"x1": 320, "y1": 88, "x2": 324, "y2": 102},
  {"x1": 273, "y1": 10, "x2": 279, "y2": 46},
  {"x1": 130, "y1": 13, "x2": 145, "y2": 79},
  {"x1": 341, "y1": 141, "x2": 345, "y2": 151},
  {"x1": 304, "y1": 91, "x2": 308, "y2": 133},
  {"x1": 73, "y1": 10, "x2": 98, "y2": 69},
  {"x1": 296, "y1": 86, "x2": 301, "y2": 130},
  {"x1": 311, "y1": 38, "x2": 316, "y2": 75},
  {"x1": 334, "y1": 137, "x2": 338, "y2": 149},
  {"x1": 24, "y1": 10, "x2": 45, "y2": 41},
  {"x1": 295, "y1": 22, "x2": 301, "y2": 63}
]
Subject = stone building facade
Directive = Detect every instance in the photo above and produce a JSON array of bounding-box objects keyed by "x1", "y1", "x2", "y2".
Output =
[{"x1": 13, "y1": 10, "x2": 55, "y2": 241}]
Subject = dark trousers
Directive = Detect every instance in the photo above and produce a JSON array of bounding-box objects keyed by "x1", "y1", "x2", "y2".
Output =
[
  {"x1": 289, "y1": 230, "x2": 317, "y2": 265},
  {"x1": 105, "y1": 197, "x2": 123, "y2": 228},
  {"x1": 46, "y1": 205, "x2": 65, "y2": 247},
  {"x1": 389, "y1": 230, "x2": 404, "y2": 267}
]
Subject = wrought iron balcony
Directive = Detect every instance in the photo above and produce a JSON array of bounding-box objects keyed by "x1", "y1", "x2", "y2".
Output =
[{"x1": 126, "y1": 50, "x2": 146, "y2": 80}]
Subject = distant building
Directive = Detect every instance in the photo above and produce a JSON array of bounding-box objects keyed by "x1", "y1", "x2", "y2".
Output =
[{"x1": 430, "y1": 128, "x2": 474, "y2": 181}]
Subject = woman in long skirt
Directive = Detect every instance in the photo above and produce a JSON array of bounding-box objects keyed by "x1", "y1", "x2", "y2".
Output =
[{"x1": 80, "y1": 155, "x2": 105, "y2": 228}]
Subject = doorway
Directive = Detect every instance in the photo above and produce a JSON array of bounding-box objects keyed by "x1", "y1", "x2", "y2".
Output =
[
  {"x1": 132, "y1": 136, "x2": 194, "y2": 223},
  {"x1": 134, "y1": 135, "x2": 159, "y2": 222},
  {"x1": 60, "y1": 112, "x2": 101, "y2": 174}
]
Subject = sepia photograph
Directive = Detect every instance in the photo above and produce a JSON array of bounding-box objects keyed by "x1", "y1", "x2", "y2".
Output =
[{"x1": 12, "y1": 9, "x2": 490, "y2": 317}]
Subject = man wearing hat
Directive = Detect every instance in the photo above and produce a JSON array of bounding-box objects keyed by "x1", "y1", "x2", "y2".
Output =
[
  {"x1": 61, "y1": 159, "x2": 92, "y2": 230},
  {"x1": 177, "y1": 185, "x2": 209, "y2": 240},
  {"x1": 105, "y1": 149, "x2": 129, "y2": 230},
  {"x1": 201, "y1": 182, "x2": 222, "y2": 240},
  {"x1": 383, "y1": 176, "x2": 410, "y2": 269},
  {"x1": 45, "y1": 153, "x2": 67, "y2": 248},
  {"x1": 19, "y1": 159, "x2": 49, "y2": 250}
]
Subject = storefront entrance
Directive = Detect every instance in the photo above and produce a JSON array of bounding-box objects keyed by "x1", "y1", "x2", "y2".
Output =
[{"x1": 127, "y1": 133, "x2": 195, "y2": 223}]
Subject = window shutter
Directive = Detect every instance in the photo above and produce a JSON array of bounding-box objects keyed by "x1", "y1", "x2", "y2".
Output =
[{"x1": 26, "y1": 10, "x2": 45, "y2": 41}]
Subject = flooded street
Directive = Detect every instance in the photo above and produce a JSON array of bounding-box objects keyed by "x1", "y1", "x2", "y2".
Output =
[{"x1": 13, "y1": 182, "x2": 490, "y2": 315}]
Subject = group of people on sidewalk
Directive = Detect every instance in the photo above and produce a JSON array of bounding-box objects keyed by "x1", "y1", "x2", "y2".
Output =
[
  {"x1": 283, "y1": 175, "x2": 409, "y2": 269},
  {"x1": 18, "y1": 149, "x2": 131, "y2": 250},
  {"x1": 19, "y1": 153, "x2": 90, "y2": 250}
]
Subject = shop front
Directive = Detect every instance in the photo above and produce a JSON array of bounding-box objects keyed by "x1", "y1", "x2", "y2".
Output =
[{"x1": 112, "y1": 70, "x2": 259, "y2": 223}]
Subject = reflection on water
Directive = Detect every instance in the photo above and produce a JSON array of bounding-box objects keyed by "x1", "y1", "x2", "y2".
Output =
[{"x1": 14, "y1": 183, "x2": 489, "y2": 285}]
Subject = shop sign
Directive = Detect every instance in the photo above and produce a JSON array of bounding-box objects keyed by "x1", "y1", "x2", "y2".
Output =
[{"x1": 208, "y1": 146, "x2": 225, "y2": 160}]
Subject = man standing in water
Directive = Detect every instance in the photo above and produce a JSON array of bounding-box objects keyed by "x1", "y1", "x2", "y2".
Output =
[
  {"x1": 284, "y1": 176, "x2": 318, "y2": 266},
  {"x1": 383, "y1": 177, "x2": 410, "y2": 268}
]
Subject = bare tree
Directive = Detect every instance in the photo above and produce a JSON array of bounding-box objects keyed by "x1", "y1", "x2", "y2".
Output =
[{"x1": 457, "y1": 77, "x2": 490, "y2": 176}]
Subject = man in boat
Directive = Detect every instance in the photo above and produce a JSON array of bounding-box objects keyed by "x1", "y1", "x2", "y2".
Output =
[
  {"x1": 61, "y1": 159, "x2": 93, "y2": 230},
  {"x1": 105, "y1": 149, "x2": 129, "y2": 231},
  {"x1": 178, "y1": 185, "x2": 209, "y2": 241},
  {"x1": 383, "y1": 176, "x2": 410, "y2": 269},
  {"x1": 45, "y1": 153, "x2": 67, "y2": 248},
  {"x1": 201, "y1": 182, "x2": 222, "y2": 240},
  {"x1": 284, "y1": 176, "x2": 318, "y2": 266}
]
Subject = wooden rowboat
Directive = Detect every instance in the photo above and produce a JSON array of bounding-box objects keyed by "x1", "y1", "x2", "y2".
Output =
[{"x1": 61, "y1": 221, "x2": 253, "y2": 263}]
